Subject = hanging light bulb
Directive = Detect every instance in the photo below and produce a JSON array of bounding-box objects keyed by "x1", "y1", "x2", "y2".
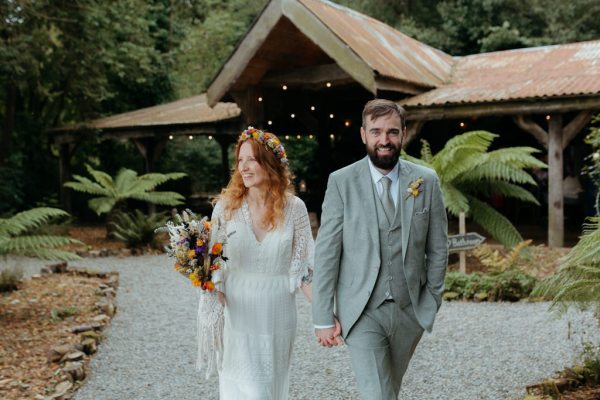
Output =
[
  {"x1": 282, "y1": 85, "x2": 288, "y2": 90},
  {"x1": 459, "y1": 122, "x2": 466, "y2": 128},
  {"x1": 208, "y1": 135, "x2": 213, "y2": 140},
  {"x1": 326, "y1": 82, "x2": 332, "y2": 88},
  {"x1": 329, "y1": 114, "x2": 334, "y2": 119},
  {"x1": 168, "y1": 135, "x2": 174, "y2": 140},
  {"x1": 310, "y1": 106, "x2": 316, "y2": 111},
  {"x1": 285, "y1": 135, "x2": 290, "y2": 140},
  {"x1": 290, "y1": 113, "x2": 295, "y2": 118},
  {"x1": 189, "y1": 135, "x2": 193, "y2": 140},
  {"x1": 545, "y1": 115, "x2": 551, "y2": 120},
  {"x1": 329, "y1": 134, "x2": 335, "y2": 140},
  {"x1": 268, "y1": 120, "x2": 273, "y2": 125},
  {"x1": 309, "y1": 134, "x2": 314, "y2": 139},
  {"x1": 344, "y1": 120, "x2": 351, "y2": 127},
  {"x1": 296, "y1": 134, "x2": 301, "y2": 139},
  {"x1": 258, "y1": 96, "x2": 263, "y2": 102}
]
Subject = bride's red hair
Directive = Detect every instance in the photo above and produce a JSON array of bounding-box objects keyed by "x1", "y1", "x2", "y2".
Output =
[{"x1": 215, "y1": 136, "x2": 295, "y2": 229}]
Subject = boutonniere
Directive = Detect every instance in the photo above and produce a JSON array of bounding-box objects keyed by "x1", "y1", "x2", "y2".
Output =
[{"x1": 405, "y1": 177, "x2": 424, "y2": 199}]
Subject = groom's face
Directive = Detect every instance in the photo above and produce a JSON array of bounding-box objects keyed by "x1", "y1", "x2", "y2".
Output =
[{"x1": 360, "y1": 113, "x2": 404, "y2": 173}]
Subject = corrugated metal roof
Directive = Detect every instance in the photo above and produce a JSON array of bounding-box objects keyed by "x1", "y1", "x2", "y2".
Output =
[
  {"x1": 56, "y1": 94, "x2": 240, "y2": 132},
  {"x1": 402, "y1": 40, "x2": 600, "y2": 107},
  {"x1": 299, "y1": 0, "x2": 454, "y2": 89}
]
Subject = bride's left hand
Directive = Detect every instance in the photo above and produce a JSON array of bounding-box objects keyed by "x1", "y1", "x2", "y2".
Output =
[{"x1": 217, "y1": 291, "x2": 226, "y2": 305}]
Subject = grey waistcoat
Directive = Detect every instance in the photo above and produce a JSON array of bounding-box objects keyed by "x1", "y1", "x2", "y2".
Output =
[{"x1": 366, "y1": 180, "x2": 411, "y2": 309}]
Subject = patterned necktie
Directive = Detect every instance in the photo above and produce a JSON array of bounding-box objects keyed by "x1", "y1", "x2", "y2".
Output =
[{"x1": 380, "y1": 176, "x2": 395, "y2": 222}]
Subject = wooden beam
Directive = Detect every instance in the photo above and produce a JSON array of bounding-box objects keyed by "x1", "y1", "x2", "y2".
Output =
[
  {"x1": 547, "y1": 114, "x2": 564, "y2": 247},
  {"x1": 375, "y1": 76, "x2": 429, "y2": 95},
  {"x1": 262, "y1": 63, "x2": 353, "y2": 87},
  {"x1": 231, "y1": 88, "x2": 264, "y2": 127},
  {"x1": 404, "y1": 120, "x2": 424, "y2": 147},
  {"x1": 207, "y1": 0, "x2": 284, "y2": 106},
  {"x1": 513, "y1": 115, "x2": 548, "y2": 149},
  {"x1": 282, "y1": 0, "x2": 376, "y2": 94},
  {"x1": 563, "y1": 110, "x2": 594, "y2": 149},
  {"x1": 404, "y1": 96, "x2": 600, "y2": 121}
]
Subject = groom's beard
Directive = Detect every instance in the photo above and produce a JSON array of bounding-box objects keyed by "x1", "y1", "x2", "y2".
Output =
[{"x1": 366, "y1": 143, "x2": 400, "y2": 170}]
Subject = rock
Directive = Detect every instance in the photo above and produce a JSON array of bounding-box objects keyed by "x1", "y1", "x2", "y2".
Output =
[
  {"x1": 40, "y1": 266, "x2": 52, "y2": 275},
  {"x1": 443, "y1": 292, "x2": 460, "y2": 301},
  {"x1": 61, "y1": 351, "x2": 85, "y2": 363},
  {"x1": 473, "y1": 292, "x2": 488, "y2": 302},
  {"x1": 48, "y1": 345, "x2": 75, "y2": 363},
  {"x1": 10, "y1": 299, "x2": 20, "y2": 305},
  {"x1": 92, "y1": 314, "x2": 110, "y2": 323},
  {"x1": 51, "y1": 380, "x2": 73, "y2": 398},
  {"x1": 100, "y1": 287, "x2": 116, "y2": 298},
  {"x1": 71, "y1": 323, "x2": 103, "y2": 333},
  {"x1": 87, "y1": 250, "x2": 101, "y2": 258},
  {"x1": 62, "y1": 361, "x2": 85, "y2": 381},
  {"x1": 106, "y1": 274, "x2": 119, "y2": 289},
  {"x1": 80, "y1": 330, "x2": 103, "y2": 341},
  {"x1": 46, "y1": 262, "x2": 68, "y2": 273},
  {"x1": 81, "y1": 338, "x2": 97, "y2": 354},
  {"x1": 31, "y1": 274, "x2": 42, "y2": 279},
  {"x1": 95, "y1": 298, "x2": 116, "y2": 316}
]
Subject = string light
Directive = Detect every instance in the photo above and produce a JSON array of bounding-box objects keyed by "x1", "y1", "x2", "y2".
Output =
[
  {"x1": 290, "y1": 113, "x2": 295, "y2": 118},
  {"x1": 168, "y1": 135, "x2": 174, "y2": 140},
  {"x1": 309, "y1": 134, "x2": 314, "y2": 139},
  {"x1": 285, "y1": 135, "x2": 290, "y2": 140},
  {"x1": 267, "y1": 120, "x2": 273, "y2": 125},
  {"x1": 459, "y1": 122, "x2": 466, "y2": 128},
  {"x1": 189, "y1": 135, "x2": 194, "y2": 140},
  {"x1": 258, "y1": 97, "x2": 263, "y2": 102},
  {"x1": 329, "y1": 134, "x2": 335, "y2": 140},
  {"x1": 326, "y1": 82, "x2": 332, "y2": 88},
  {"x1": 329, "y1": 114, "x2": 334, "y2": 119},
  {"x1": 545, "y1": 115, "x2": 551, "y2": 120},
  {"x1": 282, "y1": 85, "x2": 288, "y2": 90},
  {"x1": 344, "y1": 120, "x2": 351, "y2": 127},
  {"x1": 208, "y1": 135, "x2": 213, "y2": 140},
  {"x1": 296, "y1": 134, "x2": 301, "y2": 139},
  {"x1": 310, "y1": 106, "x2": 316, "y2": 111}
]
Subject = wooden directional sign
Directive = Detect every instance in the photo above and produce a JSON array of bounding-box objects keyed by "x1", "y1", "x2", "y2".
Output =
[{"x1": 448, "y1": 232, "x2": 486, "y2": 253}]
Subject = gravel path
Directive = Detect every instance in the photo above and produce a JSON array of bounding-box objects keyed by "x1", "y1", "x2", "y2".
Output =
[{"x1": 5, "y1": 256, "x2": 599, "y2": 400}]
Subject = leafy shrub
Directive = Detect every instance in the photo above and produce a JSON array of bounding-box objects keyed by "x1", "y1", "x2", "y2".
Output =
[
  {"x1": 444, "y1": 269, "x2": 538, "y2": 301},
  {"x1": 0, "y1": 265, "x2": 23, "y2": 292},
  {"x1": 110, "y1": 210, "x2": 168, "y2": 249}
]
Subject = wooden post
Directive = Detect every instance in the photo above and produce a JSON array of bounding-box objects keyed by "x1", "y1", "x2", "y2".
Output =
[
  {"x1": 459, "y1": 212, "x2": 466, "y2": 273},
  {"x1": 58, "y1": 143, "x2": 78, "y2": 212},
  {"x1": 548, "y1": 114, "x2": 564, "y2": 247}
]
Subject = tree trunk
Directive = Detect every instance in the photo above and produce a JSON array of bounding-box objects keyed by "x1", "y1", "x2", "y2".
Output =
[
  {"x1": 548, "y1": 114, "x2": 564, "y2": 247},
  {"x1": 1, "y1": 83, "x2": 16, "y2": 167}
]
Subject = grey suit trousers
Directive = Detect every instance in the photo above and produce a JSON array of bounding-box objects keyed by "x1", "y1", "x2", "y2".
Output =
[{"x1": 345, "y1": 301, "x2": 424, "y2": 400}]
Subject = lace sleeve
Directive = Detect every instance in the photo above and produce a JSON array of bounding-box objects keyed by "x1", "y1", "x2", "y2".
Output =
[
  {"x1": 209, "y1": 201, "x2": 226, "y2": 292},
  {"x1": 289, "y1": 197, "x2": 315, "y2": 292}
]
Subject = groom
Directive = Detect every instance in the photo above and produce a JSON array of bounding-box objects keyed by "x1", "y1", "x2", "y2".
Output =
[{"x1": 312, "y1": 99, "x2": 448, "y2": 399}]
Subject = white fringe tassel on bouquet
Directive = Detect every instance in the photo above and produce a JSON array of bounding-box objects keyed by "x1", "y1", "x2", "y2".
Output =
[{"x1": 196, "y1": 291, "x2": 224, "y2": 379}]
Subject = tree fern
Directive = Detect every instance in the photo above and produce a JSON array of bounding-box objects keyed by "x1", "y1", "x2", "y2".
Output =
[
  {"x1": 65, "y1": 164, "x2": 186, "y2": 216},
  {"x1": 110, "y1": 210, "x2": 167, "y2": 248},
  {"x1": 0, "y1": 208, "x2": 81, "y2": 261},
  {"x1": 403, "y1": 130, "x2": 545, "y2": 247}
]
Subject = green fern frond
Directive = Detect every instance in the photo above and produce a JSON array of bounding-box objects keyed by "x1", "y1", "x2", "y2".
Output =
[
  {"x1": 2, "y1": 235, "x2": 81, "y2": 252},
  {"x1": 131, "y1": 191, "x2": 185, "y2": 206},
  {"x1": 64, "y1": 176, "x2": 111, "y2": 196},
  {"x1": 441, "y1": 183, "x2": 470, "y2": 216},
  {"x1": 19, "y1": 248, "x2": 82, "y2": 261},
  {"x1": 468, "y1": 181, "x2": 539, "y2": 204},
  {"x1": 401, "y1": 150, "x2": 431, "y2": 168},
  {"x1": 419, "y1": 139, "x2": 434, "y2": 164},
  {"x1": 88, "y1": 197, "x2": 118, "y2": 216},
  {"x1": 440, "y1": 130, "x2": 496, "y2": 153},
  {"x1": 468, "y1": 196, "x2": 524, "y2": 248},
  {"x1": 85, "y1": 164, "x2": 115, "y2": 191},
  {"x1": 460, "y1": 162, "x2": 537, "y2": 185},
  {"x1": 0, "y1": 208, "x2": 70, "y2": 236},
  {"x1": 486, "y1": 147, "x2": 547, "y2": 170},
  {"x1": 114, "y1": 168, "x2": 138, "y2": 193}
]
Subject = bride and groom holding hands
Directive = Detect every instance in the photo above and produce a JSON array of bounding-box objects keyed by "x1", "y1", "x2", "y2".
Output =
[{"x1": 205, "y1": 99, "x2": 448, "y2": 400}]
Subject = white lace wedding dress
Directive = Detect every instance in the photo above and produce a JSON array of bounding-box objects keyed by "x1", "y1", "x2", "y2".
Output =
[{"x1": 209, "y1": 195, "x2": 314, "y2": 400}]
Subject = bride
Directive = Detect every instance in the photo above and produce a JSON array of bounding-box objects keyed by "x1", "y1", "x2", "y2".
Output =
[{"x1": 206, "y1": 127, "x2": 333, "y2": 399}]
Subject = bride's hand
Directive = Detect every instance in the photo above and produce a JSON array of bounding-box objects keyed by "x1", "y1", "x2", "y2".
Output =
[{"x1": 217, "y1": 291, "x2": 226, "y2": 305}]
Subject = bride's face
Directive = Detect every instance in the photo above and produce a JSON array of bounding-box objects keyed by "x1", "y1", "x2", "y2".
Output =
[{"x1": 238, "y1": 141, "x2": 267, "y2": 190}]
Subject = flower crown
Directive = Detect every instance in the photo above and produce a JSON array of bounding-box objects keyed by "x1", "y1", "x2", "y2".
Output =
[{"x1": 239, "y1": 126, "x2": 288, "y2": 165}]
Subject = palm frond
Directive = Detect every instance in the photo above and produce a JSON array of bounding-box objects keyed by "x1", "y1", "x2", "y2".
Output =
[
  {"x1": 468, "y1": 196, "x2": 524, "y2": 248},
  {"x1": 0, "y1": 208, "x2": 70, "y2": 236}
]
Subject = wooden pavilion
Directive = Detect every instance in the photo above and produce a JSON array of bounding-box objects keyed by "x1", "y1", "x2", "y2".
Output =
[{"x1": 52, "y1": 0, "x2": 600, "y2": 247}]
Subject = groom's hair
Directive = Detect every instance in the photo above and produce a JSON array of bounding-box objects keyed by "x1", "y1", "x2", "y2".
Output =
[{"x1": 362, "y1": 99, "x2": 406, "y2": 129}]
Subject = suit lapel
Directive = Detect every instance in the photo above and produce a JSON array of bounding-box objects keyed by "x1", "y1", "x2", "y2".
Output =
[
  {"x1": 398, "y1": 160, "x2": 415, "y2": 263},
  {"x1": 356, "y1": 157, "x2": 379, "y2": 246}
]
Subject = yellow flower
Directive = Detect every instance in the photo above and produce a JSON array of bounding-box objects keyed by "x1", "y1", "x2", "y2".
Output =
[
  {"x1": 196, "y1": 239, "x2": 204, "y2": 247},
  {"x1": 187, "y1": 249, "x2": 196, "y2": 259},
  {"x1": 190, "y1": 273, "x2": 202, "y2": 287}
]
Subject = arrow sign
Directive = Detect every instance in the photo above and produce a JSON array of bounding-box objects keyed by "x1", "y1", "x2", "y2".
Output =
[{"x1": 448, "y1": 232, "x2": 486, "y2": 252}]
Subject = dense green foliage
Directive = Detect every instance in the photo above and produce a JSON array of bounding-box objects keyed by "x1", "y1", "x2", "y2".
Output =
[
  {"x1": 444, "y1": 269, "x2": 538, "y2": 301},
  {"x1": 336, "y1": 0, "x2": 600, "y2": 55},
  {"x1": 532, "y1": 217, "x2": 600, "y2": 317},
  {"x1": 0, "y1": 207, "x2": 81, "y2": 261},
  {"x1": 64, "y1": 165, "x2": 186, "y2": 216},
  {"x1": 402, "y1": 131, "x2": 546, "y2": 247},
  {"x1": 110, "y1": 210, "x2": 168, "y2": 249},
  {"x1": 583, "y1": 115, "x2": 600, "y2": 215}
]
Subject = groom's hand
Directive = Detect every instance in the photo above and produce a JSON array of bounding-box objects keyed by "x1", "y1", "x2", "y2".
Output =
[{"x1": 315, "y1": 318, "x2": 343, "y2": 347}]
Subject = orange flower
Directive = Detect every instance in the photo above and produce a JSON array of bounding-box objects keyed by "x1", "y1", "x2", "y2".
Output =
[
  {"x1": 211, "y1": 243, "x2": 222, "y2": 254},
  {"x1": 204, "y1": 281, "x2": 215, "y2": 291},
  {"x1": 174, "y1": 262, "x2": 181, "y2": 271},
  {"x1": 196, "y1": 239, "x2": 204, "y2": 247},
  {"x1": 190, "y1": 274, "x2": 202, "y2": 287},
  {"x1": 203, "y1": 221, "x2": 211, "y2": 230}
]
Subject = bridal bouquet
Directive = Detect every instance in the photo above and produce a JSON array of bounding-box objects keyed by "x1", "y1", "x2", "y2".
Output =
[
  {"x1": 157, "y1": 209, "x2": 230, "y2": 378},
  {"x1": 157, "y1": 209, "x2": 227, "y2": 291}
]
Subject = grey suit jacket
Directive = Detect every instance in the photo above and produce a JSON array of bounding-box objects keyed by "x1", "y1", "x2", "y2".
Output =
[{"x1": 312, "y1": 157, "x2": 448, "y2": 335}]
